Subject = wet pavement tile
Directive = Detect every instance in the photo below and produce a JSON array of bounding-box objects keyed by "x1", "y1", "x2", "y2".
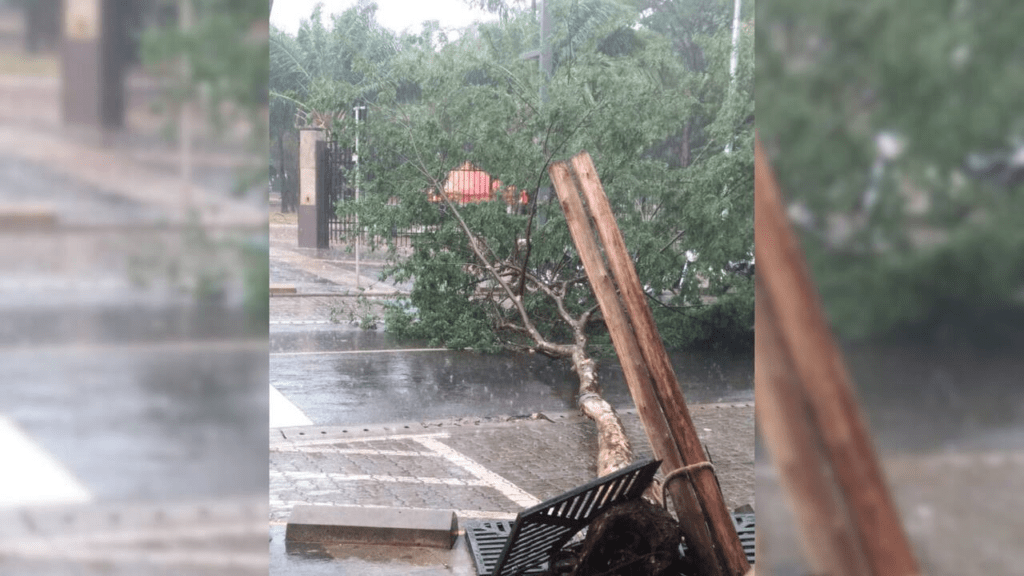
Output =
[{"x1": 270, "y1": 404, "x2": 755, "y2": 525}]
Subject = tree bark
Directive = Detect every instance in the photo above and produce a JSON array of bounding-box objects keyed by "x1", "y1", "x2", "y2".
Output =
[{"x1": 571, "y1": 344, "x2": 632, "y2": 477}]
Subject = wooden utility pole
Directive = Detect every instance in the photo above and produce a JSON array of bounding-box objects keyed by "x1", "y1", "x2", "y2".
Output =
[
  {"x1": 550, "y1": 152, "x2": 749, "y2": 576},
  {"x1": 754, "y1": 136, "x2": 922, "y2": 576}
]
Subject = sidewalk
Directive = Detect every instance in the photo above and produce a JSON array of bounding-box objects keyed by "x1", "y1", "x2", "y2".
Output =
[
  {"x1": 0, "y1": 68, "x2": 266, "y2": 230},
  {"x1": 270, "y1": 404, "x2": 754, "y2": 574},
  {"x1": 270, "y1": 211, "x2": 411, "y2": 298},
  {"x1": 0, "y1": 122, "x2": 265, "y2": 229}
]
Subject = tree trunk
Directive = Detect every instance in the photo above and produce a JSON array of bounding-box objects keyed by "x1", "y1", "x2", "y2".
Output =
[{"x1": 570, "y1": 345, "x2": 632, "y2": 477}]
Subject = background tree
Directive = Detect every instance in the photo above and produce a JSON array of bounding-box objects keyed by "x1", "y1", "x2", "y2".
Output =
[
  {"x1": 269, "y1": 0, "x2": 753, "y2": 473},
  {"x1": 350, "y1": 0, "x2": 749, "y2": 471},
  {"x1": 758, "y1": 0, "x2": 1024, "y2": 341},
  {"x1": 347, "y1": 0, "x2": 753, "y2": 353},
  {"x1": 269, "y1": 3, "x2": 401, "y2": 209}
]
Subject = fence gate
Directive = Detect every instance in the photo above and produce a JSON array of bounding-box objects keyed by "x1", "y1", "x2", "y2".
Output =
[{"x1": 317, "y1": 139, "x2": 356, "y2": 248}]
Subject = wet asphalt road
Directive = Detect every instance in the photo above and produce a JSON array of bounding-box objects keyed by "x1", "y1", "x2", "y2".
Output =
[
  {"x1": 270, "y1": 324, "x2": 753, "y2": 426},
  {"x1": 268, "y1": 212, "x2": 755, "y2": 575}
]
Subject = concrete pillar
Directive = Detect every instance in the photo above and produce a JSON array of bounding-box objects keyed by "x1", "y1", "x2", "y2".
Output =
[
  {"x1": 61, "y1": 0, "x2": 126, "y2": 131},
  {"x1": 297, "y1": 127, "x2": 326, "y2": 249}
]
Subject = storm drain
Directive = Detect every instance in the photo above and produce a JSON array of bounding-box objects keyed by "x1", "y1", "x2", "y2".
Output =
[
  {"x1": 464, "y1": 458, "x2": 662, "y2": 576},
  {"x1": 733, "y1": 512, "x2": 756, "y2": 565},
  {"x1": 678, "y1": 513, "x2": 756, "y2": 566}
]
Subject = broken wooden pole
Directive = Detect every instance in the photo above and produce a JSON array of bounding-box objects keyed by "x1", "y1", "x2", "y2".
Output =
[
  {"x1": 572, "y1": 152, "x2": 750, "y2": 576},
  {"x1": 549, "y1": 162, "x2": 723, "y2": 576},
  {"x1": 550, "y1": 155, "x2": 749, "y2": 576},
  {"x1": 754, "y1": 136, "x2": 921, "y2": 575}
]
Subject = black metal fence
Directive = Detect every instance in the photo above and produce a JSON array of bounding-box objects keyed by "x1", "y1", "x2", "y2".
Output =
[{"x1": 319, "y1": 139, "x2": 419, "y2": 249}]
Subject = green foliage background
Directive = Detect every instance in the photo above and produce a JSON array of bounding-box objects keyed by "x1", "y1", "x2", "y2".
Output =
[
  {"x1": 758, "y1": 0, "x2": 1024, "y2": 340},
  {"x1": 272, "y1": 0, "x2": 754, "y2": 353}
]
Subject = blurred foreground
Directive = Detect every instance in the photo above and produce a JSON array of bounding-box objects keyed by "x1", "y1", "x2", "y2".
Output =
[
  {"x1": 756, "y1": 1, "x2": 1024, "y2": 573},
  {"x1": 0, "y1": 3, "x2": 267, "y2": 574}
]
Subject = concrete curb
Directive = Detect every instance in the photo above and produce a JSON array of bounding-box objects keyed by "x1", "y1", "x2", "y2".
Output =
[
  {"x1": 270, "y1": 402, "x2": 755, "y2": 445},
  {"x1": 286, "y1": 505, "x2": 458, "y2": 549},
  {"x1": 0, "y1": 204, "x2": 57, "y2": 230}
]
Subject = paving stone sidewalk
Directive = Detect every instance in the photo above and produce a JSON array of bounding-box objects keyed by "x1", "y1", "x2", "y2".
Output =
[{"x1": 270, "y1": 402, "x2": 754, "y2": 525}]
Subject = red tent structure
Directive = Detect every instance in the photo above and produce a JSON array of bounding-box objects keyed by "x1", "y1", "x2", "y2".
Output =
[{"x1": 432, "y1": 162, "x2": 528, "y2": 208}]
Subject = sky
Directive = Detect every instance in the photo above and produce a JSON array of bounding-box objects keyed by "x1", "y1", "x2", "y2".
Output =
[{"x1": 270, "y1": 0, "x2": 500, "y2": 36}]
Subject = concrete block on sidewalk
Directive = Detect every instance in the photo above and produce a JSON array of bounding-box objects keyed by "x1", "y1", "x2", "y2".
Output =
[
  {"x1": 286, "y1": 505, "x2": 458, "y2": 549},
  {"x1": 0, "y1": 205, "x2": 57, "y2": 231}
]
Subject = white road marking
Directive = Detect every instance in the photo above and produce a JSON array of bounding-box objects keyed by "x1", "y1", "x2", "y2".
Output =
[
  {"x1": 271, "y1": 348, "x2": 449, "y2": 357},
  {"x1": 271, "y1": 471, "x2": 487, "y2": 487},
  {"x1": 270, "y1": 384, "x2": 313, "y2": 428},
  {"x1": 413, "y1": 436, "x2": 541, "y2": 508},
  {"x1": 272, "y1": 446, "x2": 434, "y2": 457},
  {"x1": 277, "y1": 432, "x2": 450, "y2": 447},
  {"x1": 0, "y1": 416, "x2": 92, "y2": 508},
  {"x1": 270, "y1": 499, "x2": 516, "y2": 521}
]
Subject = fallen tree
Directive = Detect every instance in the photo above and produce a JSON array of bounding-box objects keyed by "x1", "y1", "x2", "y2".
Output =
[
  {"x1": 314, "y1": 0, "x2": 754, "y2": 522},
  {"x1": 398, "y1": 159, "x2": 636, "y2": 476}
]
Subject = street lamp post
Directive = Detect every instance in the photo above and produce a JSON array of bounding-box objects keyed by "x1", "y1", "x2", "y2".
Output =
[
  {"x1": 521, "y1": 0, "x2": 553, "y2": 223},
  {"x1": 354, "y1": 105, "x2": 366, "y2": 288}
]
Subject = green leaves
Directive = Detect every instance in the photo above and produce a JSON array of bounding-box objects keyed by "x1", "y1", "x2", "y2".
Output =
[{"x1": 278, "y1": 0, "x2": 752, "y2": 352}]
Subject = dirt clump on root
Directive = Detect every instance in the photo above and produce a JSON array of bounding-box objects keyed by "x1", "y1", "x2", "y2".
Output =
[{"x1": 545, "y1": 499, "x2": 693, "y2": 576}]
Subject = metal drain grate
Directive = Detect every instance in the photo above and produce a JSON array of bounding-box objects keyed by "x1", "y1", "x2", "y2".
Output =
[
  {"x1": 732, "y1": 512, "x2": 756, "y2": 565},
  {"x1": 468, "y1": 508, "x2": 756, "y2": 575},
  {"x1": 464, "y1": 458, "x2": 661, "y2": 576},
  {"x1": 464, "y1": 520, "x2": 547, "y2": 575},
  {"x1": 678, "y1": 512, "x2": 756, "y2": 566}
]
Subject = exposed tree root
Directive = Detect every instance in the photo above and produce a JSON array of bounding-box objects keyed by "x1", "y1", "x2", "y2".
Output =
[{"x1": 541, "y1": 500, "x2": 692, "y2": 576}]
